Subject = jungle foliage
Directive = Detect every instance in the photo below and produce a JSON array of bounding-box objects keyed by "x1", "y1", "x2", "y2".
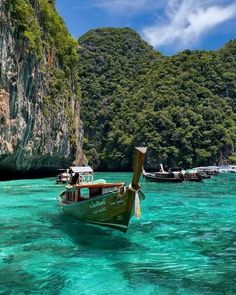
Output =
[
  {"x1": 5, "y1": 0, "x2": 78, "y2": 72},
  {"x1": 5, "y1": 0, "x2": 81, "y2": 146},
  {"x1": 78, "y1": 28, "x2": 236, "y2": 170}
]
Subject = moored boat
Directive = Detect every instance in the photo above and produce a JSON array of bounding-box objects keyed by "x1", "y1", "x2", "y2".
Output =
[
  {"x1": 68, "y1": 166, "x2": 94, "y2": 184},
  {"x1": 225, "y1": 168, "x2": 236, "y2": 173},
  {"x1": 183, "y1": 169, "x2": 203, "y2": 182},
  {"x1": 56, "y1": 166, "x2": 94, "y2": 185},
  {"x1": 56, "y1": 169, "x2": 70, "y2": 184},
  {"x1": 142, "y1": 165, "x2": 184, "y2": 183},
  {"x1": 57, "y1": 147, "x2": 147, "y2": 232},
  {"x1": 194, "y1": 167, "x2": 220, "y2": 176}
]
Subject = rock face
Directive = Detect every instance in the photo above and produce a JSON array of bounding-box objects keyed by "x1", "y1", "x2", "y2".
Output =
[{"x1": 0, "y1": 0, "x2": 85, "y2": 179}]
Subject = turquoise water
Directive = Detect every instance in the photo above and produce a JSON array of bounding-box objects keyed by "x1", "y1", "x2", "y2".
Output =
[{"x1": 0, "y1": 173, "x2": 236, "y2": 295}]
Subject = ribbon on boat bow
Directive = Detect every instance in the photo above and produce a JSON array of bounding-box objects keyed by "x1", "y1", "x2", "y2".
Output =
[{"x1": 129, "y1": 184, "x2": 141, "y2": 219}]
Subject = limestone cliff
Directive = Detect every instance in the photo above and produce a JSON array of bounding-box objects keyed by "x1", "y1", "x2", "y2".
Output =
[{"x1": 0, "y1": 0, "x2": 85, "y2": 179}]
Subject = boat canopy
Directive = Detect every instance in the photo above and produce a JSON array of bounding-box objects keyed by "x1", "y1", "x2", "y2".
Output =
[{"x1": 69, "y1": 166, "x2": 93, "y2": 173}]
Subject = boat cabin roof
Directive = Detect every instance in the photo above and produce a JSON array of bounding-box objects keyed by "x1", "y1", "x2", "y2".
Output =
[{"x1": 69, "y1": 166, "x2": 93, "y2": 173}]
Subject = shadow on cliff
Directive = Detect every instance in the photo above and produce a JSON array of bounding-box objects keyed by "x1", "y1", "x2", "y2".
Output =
[{"x1": 0, "y1": 167, "x2": 57, "y2": 181}]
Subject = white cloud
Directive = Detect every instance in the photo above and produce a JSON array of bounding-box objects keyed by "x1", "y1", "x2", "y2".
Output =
[{"x1": 142, "y1": 0, "x2": 236, "y2": 50}]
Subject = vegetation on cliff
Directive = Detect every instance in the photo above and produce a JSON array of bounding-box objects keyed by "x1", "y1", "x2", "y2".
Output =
[
  {"x1": 78, "y1": 28, "x2": 236, "y2": 170},
  {"x1": 0, "y1": 0, "x2": 82, "y2": 175},
  {"x1": 2, "y1": 1, "x2": 236, "y2": 172},
  {"x1": 5, "y1": 0, "x2": 80, "y2": 98}
]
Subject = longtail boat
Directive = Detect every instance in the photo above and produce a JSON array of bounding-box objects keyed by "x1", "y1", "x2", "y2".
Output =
[
  {"x1": 183, "y1": 169, "x2": 203, "y2": 182},
  {"x1": 56, "y1": 169, "x2": 70, "y2": 184},
  {"x1": 57, "y1": 147, "x2": 147, "y2": 232},
  {"x1": 142, "y1": 165, "x2": 184, "y2": 183},
  {"x1": 56, "y1": 166, "x2": 94, "y2": 185}
]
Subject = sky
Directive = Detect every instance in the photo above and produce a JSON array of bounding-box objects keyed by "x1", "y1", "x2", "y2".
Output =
[{"x1": 56, "y1": 0, "x2": 236, "y2": 56}]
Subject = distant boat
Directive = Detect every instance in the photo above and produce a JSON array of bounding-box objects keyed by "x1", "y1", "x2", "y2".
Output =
[
  {"x1": 142, "y1": 164, "x2": 184, "y2": 183},
  {"x1": 224, "y1": 166, "x2": 236, "y2": 173},
  {"x1": 169, "y1": 167, "x2": 203, "y2": 182},
  {"x1": 183, "y1": 169, "x2": 203, "y2": 182},
  {"x1": 194, "y1": 167, "x2": 220, "y2": 176},
  {"x1": 57, "y1": 147, "x2": 147, "y2": 232},
  {"x1": 215, "y1": 165, "x2": 236, "y2": 174},
  {"x1": 68, "y1": 166, "x2": 94, "y2": 184},
  {"x1": 56, "y1": 169, "x2": 70, "y2": 184},
  {"x1": 56, "y1": 166, "x2": 94, "y2": 185}
]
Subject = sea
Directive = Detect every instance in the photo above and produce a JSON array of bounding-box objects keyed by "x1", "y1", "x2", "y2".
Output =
[{"x1": 0, "y1": 172, "x2": 236, "y2": 295}]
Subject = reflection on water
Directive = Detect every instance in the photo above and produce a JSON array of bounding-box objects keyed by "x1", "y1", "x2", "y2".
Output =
[{"x1": 0, "y1": 173, "x2": 236, "y2": 294}]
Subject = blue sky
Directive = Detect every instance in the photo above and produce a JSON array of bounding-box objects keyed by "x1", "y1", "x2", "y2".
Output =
[{"x1": 56, "y1": 0, "x2": 236, "y2": 55}]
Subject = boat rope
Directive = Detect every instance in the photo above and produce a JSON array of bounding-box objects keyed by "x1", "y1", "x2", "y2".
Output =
[{"x1": 129, "y1": 183, "x2": 141, "y2": 219}]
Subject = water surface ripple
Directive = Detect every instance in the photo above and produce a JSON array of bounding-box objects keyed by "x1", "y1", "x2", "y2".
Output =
[{"x1": 0, "y1": 173, "x2": 236, "y2": 294}]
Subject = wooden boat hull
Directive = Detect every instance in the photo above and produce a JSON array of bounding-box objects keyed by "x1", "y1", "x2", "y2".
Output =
[
  {"x1": 184, "y1": 171, "x2": 203, "y2": 182},
  {"x1": 143, "y1": 173, "x2": 183, "y2": 183},
  {"x1": 58, "y1": 189, "x2": 145, "y2": 232}
]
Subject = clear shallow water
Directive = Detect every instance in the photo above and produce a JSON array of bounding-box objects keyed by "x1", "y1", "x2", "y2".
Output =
[{"x1": 0, "y1": 173, "x2": 236, "y2": 295}]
